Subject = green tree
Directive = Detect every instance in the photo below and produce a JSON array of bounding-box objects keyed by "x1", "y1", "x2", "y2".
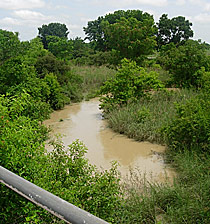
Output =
[
  {"x1": 163, "y1": 92, "x2": 210, "y2": 152},
  {"x1": 157, "y1": 14, "x2": 193, "y2": 48},
  {"x1": 34, "y1": 53, "x2": 71, "y2": 84},
  {"x1": 100, "y1": 59, "x2": 164, "y2": 112},
  {"x1": 21, "y1": 37, "x2": 48, "y2": 66},
  {"x1": 0, "y1": 56, "x2": 36, "y2": 94},
  {"x1": 102, "y1": 16, "x2": 156, "y2": 64},
  {"x1": 84, "y1": 9, "x2": 156, "y2": 51},
  {"x1": 71, "y1": 37, "x2": 93, "y2": 58},
  {"x1": 158, "y1": 40, "x2": 210, "y2": 87},
  {"x1": 47, "y1": 36, "x2": 73, "y2": 59},
  {"x1": 38, "y1": 22, "x2": 69, "y2": 49},
  {"x1": 0, "y1": 29, "x2": 21, "y2": 64}
]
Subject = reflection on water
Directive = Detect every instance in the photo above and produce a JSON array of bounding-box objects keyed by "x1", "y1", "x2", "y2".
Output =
[{"x1": 44, "y1": 98, "x2": 175, "y2": 182}]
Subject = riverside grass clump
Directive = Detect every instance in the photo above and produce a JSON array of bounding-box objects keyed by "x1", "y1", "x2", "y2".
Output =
[{"x1": 106, "y1": 89, "x2": 197, "y2": 144}]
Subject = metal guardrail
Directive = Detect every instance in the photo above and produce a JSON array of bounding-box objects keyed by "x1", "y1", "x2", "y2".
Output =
[{"x1": 0, "y1": 165, "x2": 109, "y2": 224}]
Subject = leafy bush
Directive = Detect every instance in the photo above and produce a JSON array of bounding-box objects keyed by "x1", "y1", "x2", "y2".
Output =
[
  {"x1": 0, "y1": 56, "x2": 36, "y2": 94},
  {"x1": 35, "y1": 53, "x2": 71, "y2": 84},
  {"x1": 100, "y1": 59, "x2": 165, "y2": 113},
  {"x1": 43, "y1": 73, "x2": 69, "y2": 109},
  {"x1": 163, "y1": 92, "x2": 210, "y2": 152},
  {"x1": 0, "y1": 29, "x2": 21, "y2": 64},
  {"x1": 194, "y1": 67, "x2": 210, "y2": 90},
  {"x1": 157, "y1": 40, "x2": 210, "y2": 87}
]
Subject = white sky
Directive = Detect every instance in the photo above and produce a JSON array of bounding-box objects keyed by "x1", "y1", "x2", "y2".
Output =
[{"x1": 0, "y1": 0, "x2": 210, "y2": 43}]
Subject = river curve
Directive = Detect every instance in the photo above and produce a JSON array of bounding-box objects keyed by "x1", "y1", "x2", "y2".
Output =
[{"x1": 44, "y1": 98, "x2": 174, "y2": 182}]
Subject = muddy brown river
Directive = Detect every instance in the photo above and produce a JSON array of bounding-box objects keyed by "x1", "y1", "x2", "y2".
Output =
[{"x1": 44, "y1": 98, "x2": 174, "y2": 182}]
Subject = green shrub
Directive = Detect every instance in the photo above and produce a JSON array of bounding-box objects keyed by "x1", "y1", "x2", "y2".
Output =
[
  {"x1": 0, "y1": 56, "x2": 36, "y2": 94},
  {"x1": 163, "y1": 92, "x2": 210, "y2": 152},
  {"x1": 100, "y1": 59, "x2": 165, "y2": 113},
  {"x1": 157, "y1": 40, "x2": 210, "y2": 88},
  {"x1": 194, "y1": 67, "x2": 210, "y2": 90},
  {"x1": 43, "y1": 73, "x2": 69, "y2": 109},
  {"x1": 35, "y1": 53, "x2": 71, "y2": 84}
]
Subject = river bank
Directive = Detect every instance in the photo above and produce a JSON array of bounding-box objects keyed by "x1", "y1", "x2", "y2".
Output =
[{"x1": 44, "y1": 98, "x2": 175, "y2": 182}]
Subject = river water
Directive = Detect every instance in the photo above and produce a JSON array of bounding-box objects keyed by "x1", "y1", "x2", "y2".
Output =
[{"x1": 44, "y1": 98, "x2": 174, "y2": 182}]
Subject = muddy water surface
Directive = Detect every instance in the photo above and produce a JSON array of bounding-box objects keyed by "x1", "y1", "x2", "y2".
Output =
[{"x1": 44, "y1": 98, "x2": 174, "y2": 182}]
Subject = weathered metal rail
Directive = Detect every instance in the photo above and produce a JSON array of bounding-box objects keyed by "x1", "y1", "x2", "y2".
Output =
[{"x1": 0, "y1": 165, "x2": 109, "y2": 224}]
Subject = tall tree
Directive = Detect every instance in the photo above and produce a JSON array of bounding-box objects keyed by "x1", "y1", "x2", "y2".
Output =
[
  {"x1": 47, "y1": 36, "x2": 73, "y2": 59},
  {"x1": 102, "y1": 16, "x2": 156, "y2": 64},
  {"x1": 157, "y1": 14, "x2": 193, "y2": 48},
  {"x1": 158, "y1": 40, "x2": 209, "y2": 87},
  {"x1": 84, "y1": 10, "x2": 155, "y2": 51},
  {"x1": 0, "y1": 29, "x2": 21, "y2": 64},
  {"x1": 38, "y1": 23, "x2": 69, "y2": 49}
]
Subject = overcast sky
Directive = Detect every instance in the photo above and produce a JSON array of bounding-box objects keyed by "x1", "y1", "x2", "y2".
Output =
[{"x1": 0, "y1": 0, "x2": 210, "y2": 43}]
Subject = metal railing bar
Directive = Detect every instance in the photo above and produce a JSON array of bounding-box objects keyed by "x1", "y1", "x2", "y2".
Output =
[{"x1": 0, "y1": 165, "x2": 109, "y2": 224}]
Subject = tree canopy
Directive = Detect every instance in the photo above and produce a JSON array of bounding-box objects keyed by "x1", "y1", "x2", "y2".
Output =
[
  {"x1": 84, "y1": 9, "x2": 156, "y2": 52},
  {"x1": 102, "y1": 16, "x2": 156, "y2": 64},
  {"x1": 158, "y1": 40, "x2": 210, "y2": 87},
  {"x1": 157, "y1": 14, "x2": 193, "y2": 48},
  {"x1": 38, "y1": 23, "x2": 69, "y2": 49},
  {"x1": 0, "y1": 29, "x2": 21, "y2": 64}
]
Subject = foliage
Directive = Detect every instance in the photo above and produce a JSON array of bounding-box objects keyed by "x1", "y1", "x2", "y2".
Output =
[
  {"x1": 20, "y1": 37, "x2": 48, "y2": 66},
  {"x1": 194, "y1": 67, "x2": 210, "y2": 90},
  {"x1": 162, "y1": 92, "x2": 210, "y2": 152},
  {"x1": 35, "y1": 53, "x2": 71, "y2": 84},
  {"x1": 38, "y1": 23, "x2": 69, "y2": 49},
  {"x1": 0, "y1": 56, "x2": 36, "y2": 94},
  {"x1": 71, "y1": 37, "x2": 94, "y2": 59},
  {"x1": 0, "y1": 29, "x2": 21, "y2": 64},
  {"x1": 84, "y1": 9, "x2": 156, "y2": 52},
  {"x1": 157, "y1": 40, "x2": 210, "y2": 87},
  {"x1": 47, "y1": 36, "x2": 73, "y2": 59},
  {"x1": 157, "y1": 14, "x2": 193, "y2": 48},
  {"x1": 102, "y1": 16, "x2": 156, "y2": 64},
  {"x1": 43, "y1": 73, "x2": 69, "y2": 109},
  {"x1": 100, "y1": 59, "x2": 164, "y2": 112},
  {"x1": 106, "y1": 89, "x2": 196, "y2": 143}
]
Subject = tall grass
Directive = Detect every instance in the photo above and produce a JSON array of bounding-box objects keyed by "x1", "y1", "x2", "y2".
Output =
[
  {"x1": 113, "y1": 149, "x2": 210, "y2": 224},
  {"x1": 71, "y1": 65, "x2": 116, "y2": 99},
  {"x1": 106, "y1": 89, "x2": 197, "y2": 144}
]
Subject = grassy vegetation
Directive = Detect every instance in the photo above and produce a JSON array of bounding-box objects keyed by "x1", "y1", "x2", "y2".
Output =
[
  {"x1": 71, "y1": 65, "x2": 116, "y2": 99},
  {"x1": 106, "y1": 89, "x2": 197, "y2": 144},
  {"x1": 113, "y1": 149, "x2": 210, "y2": 224}
]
